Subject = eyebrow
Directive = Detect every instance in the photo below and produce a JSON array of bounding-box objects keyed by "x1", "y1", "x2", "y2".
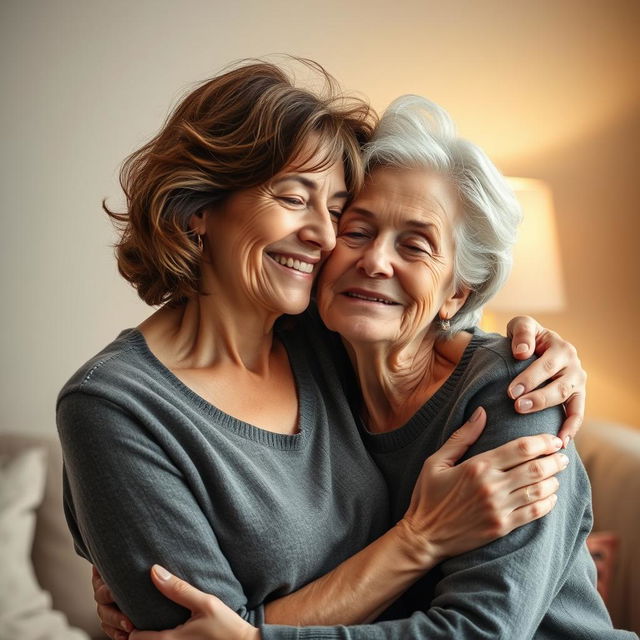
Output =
[
  {"x1": 348, "y1": 206, "x2": 436, "y2": 230},
  {"x1": 274, "y1": 175, "x2": 350, "y2": 200}
]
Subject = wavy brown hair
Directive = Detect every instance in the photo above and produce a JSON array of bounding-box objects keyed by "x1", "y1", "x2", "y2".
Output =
[{"x1": 105, "y1": 59, "x2": 376, "y2": 306}]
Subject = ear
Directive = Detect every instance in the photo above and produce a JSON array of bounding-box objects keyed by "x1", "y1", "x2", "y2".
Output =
[
  {"x1": 439, "y1": 285, "x2": 471, "y2": 323},
  {"x1": 188, "y1": 210, "x2": 208, "y2": 236}
]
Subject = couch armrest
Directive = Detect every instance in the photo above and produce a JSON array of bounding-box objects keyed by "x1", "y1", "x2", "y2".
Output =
[{"x1": 576, "y1": 420, "x2": 640, "y2": 636}]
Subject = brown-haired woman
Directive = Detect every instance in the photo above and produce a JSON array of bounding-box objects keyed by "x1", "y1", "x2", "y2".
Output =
[{"x1": 57, "y1": 60, "x2": 586, "y2": 638}]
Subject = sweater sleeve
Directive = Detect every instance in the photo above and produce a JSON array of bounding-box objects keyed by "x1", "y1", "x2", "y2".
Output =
[
  {"x1": 261, "y1": 365, "x2": 632, "y2": 639},
  {"x1": 57, "y1": 391, "x2": 266, "y2": 631}
]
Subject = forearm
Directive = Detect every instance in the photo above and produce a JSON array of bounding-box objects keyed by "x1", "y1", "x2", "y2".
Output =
[{"x1": 264, "y1": 520, "x2": 436, "y2": 626}]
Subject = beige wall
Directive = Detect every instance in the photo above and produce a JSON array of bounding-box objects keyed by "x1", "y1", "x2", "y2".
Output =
[{"x1": 1, "y1": 0, "x2": 638, "y2": 435}]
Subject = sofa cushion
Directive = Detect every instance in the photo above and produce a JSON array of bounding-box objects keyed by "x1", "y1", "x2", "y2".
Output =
[
  {"x1": 0, "y1": 433, "x2": 104, "y2": 639},
  {"x1": 0, "y1": 446, "x2": 90, "y2": 639}
]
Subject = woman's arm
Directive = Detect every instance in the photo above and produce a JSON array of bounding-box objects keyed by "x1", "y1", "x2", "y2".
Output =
[
  {"x1": 96, "y1": 410, "x2": 566, "y2": 638},
  {"x1": 58, "y1": 393, "x2": 266, "y2": 630}
]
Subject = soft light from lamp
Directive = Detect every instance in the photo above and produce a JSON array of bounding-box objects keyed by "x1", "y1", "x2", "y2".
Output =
[{"x1": 488, "y1": 178, "x2": 566, "y2": 313}]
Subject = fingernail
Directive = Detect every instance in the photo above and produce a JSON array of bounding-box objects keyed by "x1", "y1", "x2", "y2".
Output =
[
  {"x1": 517, "y1": 398, "x2": 533, "y2": 411},
  {"x1": 511, "y1": 383, "x2": 525, "y2": 399},
  {"x1": 515, "y1": 343, "x2": 529, "y2": 354},
  {"x1": 153, "y1": 564, "x2": 172, "y2": 581},
  {"x1": 563, "y1": 435, "x2": 572, "y2": 449},
  {"x1": 559, "y1": 454, "x2": 569, "y2": 468},
  {"x1": 550, "y1": 493, "x2": 558, "y2": 504},
  {"x1": 553, "y1": 437, "x2": 563, "y2": 450},
  {"x1": 470, "y1": 407, "x2": 482, "y2": 422}
]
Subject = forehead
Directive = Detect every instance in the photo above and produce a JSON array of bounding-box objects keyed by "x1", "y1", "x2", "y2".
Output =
[
  {"x1": 282, "y1": 133, "x2": 346, "y2": 185},
  {"x1": 353, "y1": 167, "x2": 460, "y2": 225}
]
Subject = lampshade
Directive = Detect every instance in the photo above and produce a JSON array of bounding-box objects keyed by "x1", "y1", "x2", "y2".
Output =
[{"x1": 488, "y1": 178, "x2": 566, "y2": 313}]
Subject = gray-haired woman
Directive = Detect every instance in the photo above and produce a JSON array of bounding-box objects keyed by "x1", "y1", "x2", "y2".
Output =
[{"x1": 107, "y1": 95, "x2": 634, "y2": 639}]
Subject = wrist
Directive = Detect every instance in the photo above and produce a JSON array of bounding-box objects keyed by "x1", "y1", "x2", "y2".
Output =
[
  {"x1": 394, "y1": 518, "x2": 444, "y2": 570},
  {"x1": 243, "y1": 628, "x2": 261, "y2": 640}
]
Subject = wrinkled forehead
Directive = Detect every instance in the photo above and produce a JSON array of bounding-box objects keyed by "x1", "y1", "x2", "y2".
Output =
[{"x1": 352, "y1": 166, "x2": 461, "y2": 226}]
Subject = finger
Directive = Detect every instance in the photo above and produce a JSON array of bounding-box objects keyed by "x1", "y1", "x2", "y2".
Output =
[
  {"x1": 514, "y1": 378, "x2": 580, "y2": 415},
  {"x1": 508, "y1": 494, "x2": 558, "y2": 530},
  {"x1": 94, "y1": 581, "x2": 117, "y2": 605},
  {"x1": 476, "y1": 433, "x2": 563, "y2": 471},
  {"x1": 506, "y1": 315, "x2": 539, "y2": 360},
  {"x1": 129, "y1": 630, "x2": 165, "y2": 640},
  {"x1": 149, "y1": 564, "x2": 217, "y2": 613},
  {"x1": 92, "y1": 565, "x2": 105, "y2": 597},
  {"x1": 506, "y1": 451, "x2": 569, "y2": 489},
  {"x1": 97, "y1": 603, "x2": 133, "y2": 634},
  {"x1": 510, "y1": 476, "x2": 559, "y2": 509},
  {"x1": 427, "y1": 407, "x2": 486, "y2": 469},
  {"x1": 508, "y1": 340, "x2": 579, "y2": 402},
  {"x1": 101, "y1": 622, "x2": 130, "y2": 640},
  {"x1": 556, "y1": 393, "x2": 585, "y2": 447}
]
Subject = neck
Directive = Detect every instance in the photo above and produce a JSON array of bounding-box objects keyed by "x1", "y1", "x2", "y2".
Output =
[
  {"x1": 345, "y1": 331, "x2": 471, "y2": 433},
  {"x1": 139, "y1": 272, "x2": 281, "y2": 375}
]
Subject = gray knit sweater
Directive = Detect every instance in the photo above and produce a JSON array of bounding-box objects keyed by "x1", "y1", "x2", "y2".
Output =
[
  {"x1": 57, "y1": 317, "x2": 390, "y2": 631},
  {"x1": 262, "y1": 329, "x2": 636, "y2": 639}
]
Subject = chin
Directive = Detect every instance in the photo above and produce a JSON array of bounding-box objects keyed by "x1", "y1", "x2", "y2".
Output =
[{"x1": 327, "y1": 314, "x2": 393, "y2": 345}]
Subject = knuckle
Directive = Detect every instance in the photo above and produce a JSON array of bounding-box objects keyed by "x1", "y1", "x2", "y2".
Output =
[
  {"x1": 543, "y1": 357, "x2": 556, "y2": 373},
  {"x1": 529, "y1": 483, "x2": 543, "y2": 500},
  {"x1": 528, "y1": 460, "x2": 544, "y2": 479},
  {"x1": 488, "y1": 514, "x2": 506, "y2": 537},
  {"x1": 530, "y1": 501, "x2": 545, "y2": 518},
  {"x1": 478, "y1": 482, "x2": 497, "y2": 502},
  {"x1": 517, "y1": 437, "x2": 535, "y2": 457},
  {"x1": 558, "y1": 383, "x2": 570, "y2": 401},
  {"x1": 202, "y1": 597, "x2": 218, "y2": 616},
  {"x1": 465, "y1": 459, "x2": 489, "y2": 480}
]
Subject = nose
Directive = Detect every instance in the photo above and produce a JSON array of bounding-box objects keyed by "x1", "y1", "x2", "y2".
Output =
[
  {"x1": 299, "y1": 208, "x2": 337, "y2": 252},
  {"x1": 357, "y1": 238, "x2": 394, "y2": 278}
]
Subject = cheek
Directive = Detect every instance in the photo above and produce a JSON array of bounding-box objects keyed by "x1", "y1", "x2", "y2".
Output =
[{"x1": 403, "y1": 263, "x2": 449, "y2": 326}]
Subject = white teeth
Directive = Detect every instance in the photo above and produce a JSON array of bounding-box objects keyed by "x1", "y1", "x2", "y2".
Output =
[
  {"x1": 271, "y1": 254, "x2": 314, "y2": 274},
  {"x1": 346, "y1": 292, "x2": 396, "y2": 305}
]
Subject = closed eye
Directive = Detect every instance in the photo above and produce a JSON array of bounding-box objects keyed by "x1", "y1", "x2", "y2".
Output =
[
  {"x1": 404, "y1": 244, "x2": 431, "y2": 255},
  {"x1": 280, "y1": 196, "x2": 305, "y2": 206}
]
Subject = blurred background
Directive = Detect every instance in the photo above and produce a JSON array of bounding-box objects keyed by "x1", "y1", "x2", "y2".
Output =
[{"x1": 1, "y1": 0, "x2": 638, "y2": 436}]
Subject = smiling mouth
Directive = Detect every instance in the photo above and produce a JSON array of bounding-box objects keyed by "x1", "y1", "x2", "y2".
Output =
[
  {"x1": 268, "y1": 253, "x2": 315, "y2": 274},
  {"x1": 343, "y1": 292, "x2": 399, "y2": 305}
]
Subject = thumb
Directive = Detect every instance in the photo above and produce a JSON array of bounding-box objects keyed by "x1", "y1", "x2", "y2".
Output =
[
  {"x1": 429, "y1": 407, "x2": 486, "y2": 469},
  {"x1": 148, "y1": 564, "x2": 216, "y2": 613}
]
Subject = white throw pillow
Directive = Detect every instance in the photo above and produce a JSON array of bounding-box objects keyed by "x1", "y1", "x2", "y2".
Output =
[{"x1": 0, "y1": 448, "x2": 90, "y2": 640}]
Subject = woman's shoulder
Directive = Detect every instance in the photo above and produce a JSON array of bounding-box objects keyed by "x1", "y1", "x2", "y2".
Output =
[
  {"x1": 465, "y1": 328, "x2": 535, "y2": 381},
  {"x1": 57, "y1": 328, "x2": 151, "y2": 405}
]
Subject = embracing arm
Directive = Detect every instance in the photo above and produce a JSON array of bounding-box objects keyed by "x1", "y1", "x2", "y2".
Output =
[
  {"x1": 259, "y1": 382, "x2": 613, "y2": 639},
  {"x1": 58, "y1": 392, "x2": 267, "y2": 630}
]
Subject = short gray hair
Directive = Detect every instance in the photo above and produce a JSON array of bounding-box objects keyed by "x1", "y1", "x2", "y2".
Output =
[{"x1": 362, "y1": 95, "x2": 521, "y2": 334}]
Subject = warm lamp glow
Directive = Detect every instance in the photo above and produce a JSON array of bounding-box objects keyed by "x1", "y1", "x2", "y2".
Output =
[{"x1": 488, "y1": 178, "x2": 566, "y2": 314}]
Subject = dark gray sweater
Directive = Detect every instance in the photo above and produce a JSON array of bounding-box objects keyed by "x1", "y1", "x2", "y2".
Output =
[
  {"x1": 58, "y1": 316, "x2": 635, "y2": 639},
  {"x1": 57, "y1": 318, "x2": 390, "y2": 631},
  {"x1": 262, "y1": 329, "x2": 636, "y2": 639}
]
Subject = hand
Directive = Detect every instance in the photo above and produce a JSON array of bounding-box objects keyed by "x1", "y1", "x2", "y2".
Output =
[
  {"x1": 506, "y1": 316, "x2": 587, "y2": 447},
  {"x1": 92, "y1": 566, "x2": 134, "y2": 640},
  {"x1": 399, "y1": 407, "x2": 567, "y2": 565},
  {"x1": 127, "y1": 565, "x2": 260, "y2": 640}
]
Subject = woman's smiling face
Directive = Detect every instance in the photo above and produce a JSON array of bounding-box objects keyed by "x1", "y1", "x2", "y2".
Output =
[
  {"x1": 196, "y1": 145, "x2": 348, "y2": 317},
  {"x1": 317, "y1": 166, "x2": 469, "y2": 347}
]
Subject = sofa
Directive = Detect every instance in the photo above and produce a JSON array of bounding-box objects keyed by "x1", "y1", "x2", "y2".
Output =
[{"x1": 0, "y1": 419, "x2": 638, "y2": 639}]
